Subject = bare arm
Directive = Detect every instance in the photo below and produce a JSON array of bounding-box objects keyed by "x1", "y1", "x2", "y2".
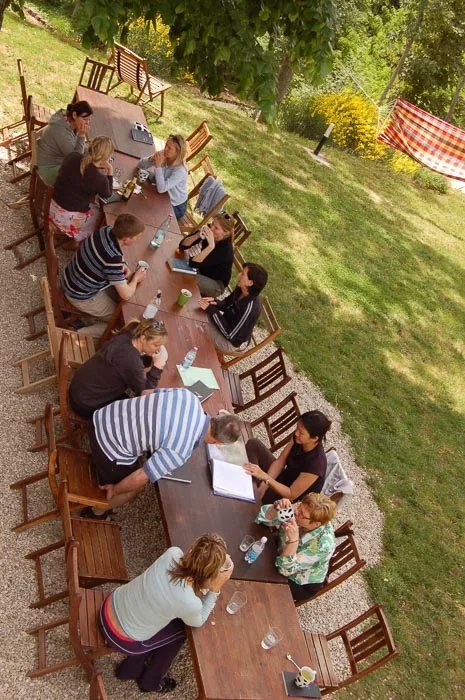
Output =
[
  {"x1": 104, "y1": 467, "x2": 149, "y2": 498},
  {"x1": 114, "y1": 267, "x2": 147, "y2": 301}
]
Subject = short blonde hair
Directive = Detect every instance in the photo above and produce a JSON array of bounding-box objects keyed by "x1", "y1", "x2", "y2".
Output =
[
  {"x1": 301, "y1": 492, "x2": 336, "y2": 525},
  {"x1": 80, "y1": 135, "x2": 113, "y2": 176},
  {"x1": 169, "y1": 533, "x2": 227, "y2": 597}
]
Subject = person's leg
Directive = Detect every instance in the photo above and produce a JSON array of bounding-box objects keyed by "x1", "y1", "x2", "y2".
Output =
[
  {"x1": 288, "y1": 579, "x2": 323, "y2": 603},
  {"x1": 245, "y1": 438, "x2": 275, "y2": 471},
  {"x1": 137, "y1": 619, "x2": 186, "y2": 692},
  {"x1": 116, "y1": 653, "x2": 151, "y2": 681},
  {"x1": 73, "y1": 204, "x2": 102, "y2": 242},
  {"x1": 207, "y1": 318, "x2": 241, "y2": 353},
  {"x1": 172, "y1": 200, "x2": 187, "y2": 220},
  {"x1": 65, "y1": 288, "x2": 117, "y2": 339},
  {"x1": 196, "y1": 274, "x2": 225, "y2": 298}
]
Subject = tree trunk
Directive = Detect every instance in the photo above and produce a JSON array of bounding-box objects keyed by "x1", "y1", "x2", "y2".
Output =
[
  {"x1": 445, "y1": 69, "x2": 465, "y2": 122},
  {"x1": 256, "y1": 49, "x2": 294, "y2": 123},
  {"x1": 0, "y1": 0, "x2": 11, "y2": 30},
  {"x1": 378, "y1": 0, "x2": 428, "y2": 105}
]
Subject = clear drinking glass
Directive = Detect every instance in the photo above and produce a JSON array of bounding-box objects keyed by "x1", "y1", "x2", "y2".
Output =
[
  {"x1": 239, "y1": 534, "x2": 255, "y2": 552},
  {"x1": 226, "y1": 591, "x2": 248, "y2": 615},
  {"x1": 261, "y1": 626, "x2": 283, "y2": 649}
]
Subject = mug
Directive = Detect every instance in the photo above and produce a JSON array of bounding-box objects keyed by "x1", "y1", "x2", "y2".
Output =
[
  {"x1": 136, "y1": 260, "x2": 149, "y2": 270},
  {"x1": 294, "y1": 666, "x2": 317, "y2": 687},
  {"x1": 177, "y1": 289, "x2": 192, "y2": 306},
  {"x1": 277, "y1": 505, "x2": 295, "y2": 523},
  {"x1": 138, "y1": 168, "x2": 150, "y2": 183}
]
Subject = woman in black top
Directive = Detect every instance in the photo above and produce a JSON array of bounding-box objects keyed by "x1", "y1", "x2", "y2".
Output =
[
  {"x1": 244, "y1": 410, "x2": 331, "y2": 504},
  {"x1": 69, "y1": 319, "x2": 168, "y2": 419},
  {"x1": 179, "y1": 212, "x2": 234, "y2": 297}
]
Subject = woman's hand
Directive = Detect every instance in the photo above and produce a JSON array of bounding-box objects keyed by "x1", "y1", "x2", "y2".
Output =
[
  {"x1": 283, "y1": 518, "x2": 299, "y2": 543},
  {"x1": 274, "y1": 498, "x2": 292, "y2": 510},
  {"x1": 152, "y1": 345, "x2": 168, "y2": 370},
  {"x1": 209, "y1": 560, "x2": 234, "y2": 593},
  {"x1": 243, "y1": 462, "x2": 268, "y2": 481},
  {"x1": 199, "y1": 297, "x2": 216, "y2": 310},
  {"x1": 153, "y1": 151, "x2": 164, "y2": 167},
  {"x1": 204, "y1": 226, "x2": 215, "y2": 248}
]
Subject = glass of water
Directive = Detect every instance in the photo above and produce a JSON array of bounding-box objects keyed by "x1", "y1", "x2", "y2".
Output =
[
  {"x1": 226, "y1": 591, "x2": 248, "y2": 615},
  {"x1": 239, "y1": 534, "x2": 255, "y2": 552},
  {"x1": 261, "y1": 626, "x2": 283, "y2": 649}
]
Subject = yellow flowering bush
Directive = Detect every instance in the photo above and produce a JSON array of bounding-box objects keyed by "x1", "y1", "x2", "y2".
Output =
[
  {"x1": 126, "y1": 18, "x2": 175, "y2": 79},
  {"x1": 390, "y1": 151, "x2": 420, "y2": 174},
  {"x1": 312, "y1": 91, "x2": 389, "y2": 161}
]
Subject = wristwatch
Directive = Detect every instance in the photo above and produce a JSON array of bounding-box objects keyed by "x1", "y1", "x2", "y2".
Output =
[{"x1": 265, "y1": 479, "x2": 271, "y2": 487}]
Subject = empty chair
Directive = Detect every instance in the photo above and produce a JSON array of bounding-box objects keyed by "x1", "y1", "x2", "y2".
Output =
[
  {"x1": 223, "y1": 347, "x2": 291, "y2": 412},
  {"x1": 187, "y1": 154, "x2": 216, "y2": 199},
  {"x1": 78, "y1": 57, "x2": 115, "y2": 94},
  {"x1": 249, "y1": 391, "x2": 301, "y2": 453},
  {"x1": 304, "y1": 604, "x2": 399, "y2": 695},
  {"x1": 232, "y1": 211, "x2": 252, "y2": 249},
  {"x1": 186, "y1": 120, "x2": 212, "y2": 162}
]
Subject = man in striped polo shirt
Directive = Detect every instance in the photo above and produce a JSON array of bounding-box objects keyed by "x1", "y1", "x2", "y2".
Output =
[
  {"x1": 81, "y1": 388, "x2": 243, "y2": 518},
  {"x1": 62, "y1": 213, "x2": 148, "y2": 338}
]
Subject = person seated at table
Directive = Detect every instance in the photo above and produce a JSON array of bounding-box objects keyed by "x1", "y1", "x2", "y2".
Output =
[
  {"x1": 62, "y1": 213, "x2": 148, "y2": 339},
  {"x1": 80, "y1": 388, "x2": 243, "y2": 519},
  {"x1": 137, "y1": 134, "x2": 188, "y2": 220},
  {"x1": 49, "y1": 135, "x2": 114, "y2": 244},
  {"x1": 256, "y1": 494, "x2": 336, "y2": 603},
  {"x1": 100, "y1": 533, "x2": 233, "y2": 693},
  {"x1": 37, "y1": 100, "x2": 93, "y2": 185},
  {"x1": 69, "y1": 318, "x2": 169, "y2": 419},
  {"x1": 179, "y1": 212, "x2": 235, "y2": 297},
  {"x1": 243, "y1": 410, "x2": 331, "y2": 505},
  {"x1": 199, "y1": 262, "x2": 268, "y2": 354}
]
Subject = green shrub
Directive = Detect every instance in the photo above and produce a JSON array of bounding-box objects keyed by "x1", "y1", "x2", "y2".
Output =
[
  {"x1": 278, "y1": 85, "x2": 327, "y2": 140},
  {"x1": 412, "y1": 167, "x2": 450, "y2": 194},
  {"x1": 125, "y1": 19, "x2": 174, "y2": 80}
]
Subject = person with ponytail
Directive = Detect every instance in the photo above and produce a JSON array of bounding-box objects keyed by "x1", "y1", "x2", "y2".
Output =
[
  {"x1": 38, "y1": 100, "x2": 93, "y2": 185},
  {"x1": 69, "y1": 318, "x2": 168, "y2": 419},
  {"x1": 49, "y1": 135, "x2": 114, "y2": 243},
  {"x1": 100, "y1": 534, "x2": 233, "y2": 693},
  {"x1": 244, "y1": 410, "x2": 331, "y2": 504}
]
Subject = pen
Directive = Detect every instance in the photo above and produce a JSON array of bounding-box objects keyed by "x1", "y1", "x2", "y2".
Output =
[{"x1": 161, "y1": 476, "x2": 192, "y2": 484}]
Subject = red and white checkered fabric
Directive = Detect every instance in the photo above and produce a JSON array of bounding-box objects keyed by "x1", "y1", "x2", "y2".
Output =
[{"x1": 378, "y1": 98, "x2": 465, "y2": 181}]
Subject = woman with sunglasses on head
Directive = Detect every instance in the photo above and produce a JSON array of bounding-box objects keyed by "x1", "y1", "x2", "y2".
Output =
[
  {"x1": 138, "y1": 134, "x2": 188, "y2": 220},
  {"x1": 69, "y1": 318, "x2": 168, "y2": 419},
  {"x1": 256, "y1": 493, "x2": 336, "y2": 602}
]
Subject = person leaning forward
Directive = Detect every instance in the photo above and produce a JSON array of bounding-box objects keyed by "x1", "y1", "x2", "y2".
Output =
[{"x1": 80, "y1": 388, "x2": 243, "y2": 519}]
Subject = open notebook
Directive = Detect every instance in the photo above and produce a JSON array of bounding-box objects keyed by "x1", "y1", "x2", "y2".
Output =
[{"x1": 210, "y1": 459, "x2": 255, "y2": 503}]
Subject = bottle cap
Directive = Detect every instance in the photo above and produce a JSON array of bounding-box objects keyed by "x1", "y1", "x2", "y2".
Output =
[
  {"x1": 260, "y1": 537, "x2": 267, "y2": 543},
  {"x1": 193, "y1": 346, "x2": 198, "y2": 351}
]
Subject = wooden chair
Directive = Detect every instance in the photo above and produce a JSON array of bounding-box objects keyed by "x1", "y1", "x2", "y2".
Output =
[
  {"x1": 232, "y1": 211, "x2": 252, "y2": 249},
  {"x1": 186, "y1": 120, "x2": 213, "y2": 162},
  {"x1": 294, "y1": 521, "x2": 366, "y2": 607},
  {"x1": 179, "y1": 181, "x2": 230, "y2": 234},
  {"x1": 109, "y1": 42, "x2": 171, "y2": 115},
  {"x1": 304, "y1": 604, "x2": 399, "y2": 695},
  {"x1": 217, "y1": 296, "x2": 282, "y2": 369},
  {"x1": 188, "y1": 154, "x2": 216, "y2": 200},
  {"x1": 90, "y1": 671, "x2": 109, "y2": 700},
  {"x1": 58, "y1": 332, "x2": 90, "y2": 447},
  {"x1": 26, "y1": 539, "x2": 114, "y2": 680},
  {"x1": 26, "y1": 478, "x2": 128, "y2": 609},
  {"x1": 78, "y1": 57, "x2": 115, "y2": 94},
  {"x1": 223, "y1": 347, "x2": 291, "y2": 413},
  {"x1": 249, "y1": 391, "x2": 301, "y2": 453}
]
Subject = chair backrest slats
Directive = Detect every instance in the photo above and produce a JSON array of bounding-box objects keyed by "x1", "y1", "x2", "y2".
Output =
[
  {"x1": 186, "y1": 120, "x2": 212, "y2": 161},
  {"x1": 232, "y1": 211, "x2": 251, "y2": 249},
  {"x1": 251, "y1": 391, "x2": 300, "y2": 453}
]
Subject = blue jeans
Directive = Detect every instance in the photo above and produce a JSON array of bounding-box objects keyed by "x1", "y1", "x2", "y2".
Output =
[{"x1": 172, "y1": 200, "x2": 187, "y2": 220}]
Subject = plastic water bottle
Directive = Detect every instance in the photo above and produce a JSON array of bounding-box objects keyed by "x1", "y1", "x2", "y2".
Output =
[
  {"x1": 142, "y1": 290, "x2": 162, "y2": 319},
  {"x1": 150, "y1": 214, "x2": 173, "y2": 248},
  {"x1": 245, "y1": 536, "x2": 267, "y2": 564},
  {"x1": 181, "y1": 346, "x2": 198, "y2": 369}
]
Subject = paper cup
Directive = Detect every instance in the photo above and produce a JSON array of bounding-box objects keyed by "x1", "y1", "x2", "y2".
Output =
[
  {"x1": 177, "y1": 289, "x2": 192, "y2": 306},
  {"x1": 138, "y1": 168, "x2": 150, "y2": 183},
  {"x1": 294, "y1": 666, "x2": 316, "y2": 687},
  {"x1": 136, "y1": 260, "x2": 149, "y2": 270}
]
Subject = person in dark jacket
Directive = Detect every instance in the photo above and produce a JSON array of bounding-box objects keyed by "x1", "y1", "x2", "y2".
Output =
[
  {"x1": 179, "y1": 213, "x2": 234, "y2": 297},
  {"x1": 69, "y1": 319, "x2": 168, "y2": 419},
  {"x1": 199, "y1": 262, "x2": 268, "y2": 353}
]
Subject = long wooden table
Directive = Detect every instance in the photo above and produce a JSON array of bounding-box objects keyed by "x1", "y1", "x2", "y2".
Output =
[{"x1": 190, "y1": 580, "x2": 310, "y2": 699}]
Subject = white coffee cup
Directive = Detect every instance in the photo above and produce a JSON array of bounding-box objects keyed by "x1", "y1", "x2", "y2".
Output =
[
  {"x1": 136, "y1": 260, "x2": 149, "y2": 270},
  {"x1": 277, "y1": 505, "x2": 294, "y2": 523},
  {"x1": 138, "y1": 168, "x2": 150, "y2": 183},
  {"x1": 294, "y1": 666, "x2": 316, "y2": 687}
]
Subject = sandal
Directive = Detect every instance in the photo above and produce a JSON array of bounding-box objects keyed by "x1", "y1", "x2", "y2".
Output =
[{"x1": 79, "y1": 506, "x2": 113, "y2": 521}]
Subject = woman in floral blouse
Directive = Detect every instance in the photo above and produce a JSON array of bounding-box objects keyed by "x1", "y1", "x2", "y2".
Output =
[{"x1": 256, "y1": 492, "x2": 337, "y2": 603}]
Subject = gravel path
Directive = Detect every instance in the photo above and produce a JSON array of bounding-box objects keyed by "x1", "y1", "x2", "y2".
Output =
[{"x1": 0, "y1": 151, "x2": 384, "y2": 699}]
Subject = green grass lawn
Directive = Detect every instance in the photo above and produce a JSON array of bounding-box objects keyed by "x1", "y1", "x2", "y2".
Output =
[{"x1": 2, "y1": 10, "x2": 465, "y2": 698}]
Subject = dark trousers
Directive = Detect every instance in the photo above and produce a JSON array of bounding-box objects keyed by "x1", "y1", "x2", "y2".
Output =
[
  {"x1": 88, "y1": 424, "x2": 139, "y2": 486},
  {"x1": 100, "y1": 598, "x2": 186, "y2": 691},
  {"x1": 289, "y1": 579, "x2": 324, "y2": 603},
  {"x1": 245, "y1": 438, "x2": 278, "y2": 505},
  {"x1": 172, "y1": 200, "x2": 187, "y2": 220}
]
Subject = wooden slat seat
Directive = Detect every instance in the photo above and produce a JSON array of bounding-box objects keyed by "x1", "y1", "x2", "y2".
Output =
[
  {"x1": 305, "y1": 631, "x2": 339, "y2": 693},
  {"x1": 249, "y1": 391, "x2": 300, "y2": 453},
  {"x1": 58, "y1": 447, "x2": 107, "y2": 509},
  {"x1": 225, "y1": 347, "x2": 291, "y2": 413}
]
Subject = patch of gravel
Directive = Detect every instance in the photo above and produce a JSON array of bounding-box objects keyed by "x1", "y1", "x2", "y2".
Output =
[{"x1": 0, "y1": 148, "x2": 384, "y2": 699}]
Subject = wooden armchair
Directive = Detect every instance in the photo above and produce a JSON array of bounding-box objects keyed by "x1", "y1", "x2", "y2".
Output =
[
  {"x1": 222, "y1": 347, "x2": 291, "y2": 413},
  {"x1": 217, "y1": 296, "x2": 282, "y2": 369},
  {"x1": 78, "y1": 57, "x2": 115, "y2": 94},
  {"x1": 26, "y1": 478, "x2": 128, "y2": 609},
  {"x1": 27, "y1": 539, "x2": 114, "y2": 680},
  {"x1": 90, "y1": 671, "x2": 109, "y2": 700},
  {"x1": 294, "y1": 521, "x2": 366, "y2": 607},
  {"x1": 250, "y1": 391, "x2": 301, "y2": 453},
  {"x1": 109, "y1": 42, "x2": 171, "y2": 115},
  {"x1": 186, "y1": 120, "x2": 213, "y2": 162},
  {"x1": 304, "y1": 604, "x2": 398, "y2": 695},
  {"x1": 232, "y1": 211, "x2": 252, "y2": 249}
]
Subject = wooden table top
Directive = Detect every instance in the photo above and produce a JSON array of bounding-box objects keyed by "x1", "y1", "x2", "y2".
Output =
[
  {"x1": 76, "y1": 86, "x2": 155, "y2": 159},
  {"x1": 189, "y1": 580, "x2": 309, "y2": 699}
]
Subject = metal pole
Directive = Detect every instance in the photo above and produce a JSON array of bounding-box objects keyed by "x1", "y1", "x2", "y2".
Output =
[{"x1": 314, "y1": 123, "x2": 335, "y2": 156}]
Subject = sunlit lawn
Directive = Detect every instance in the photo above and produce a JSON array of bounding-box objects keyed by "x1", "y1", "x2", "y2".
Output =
[{"x1": 2, "y1": 9, "x2": 465, "y2": 698}]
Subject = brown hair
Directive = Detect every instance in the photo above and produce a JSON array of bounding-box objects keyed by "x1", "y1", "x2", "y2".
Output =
[
  {"x1": 213, "y1": 212, "x2": 234, "y2": 237},
  {"x1": 80, "y1": 135, "x2": 113, "y2": 176},
  {"x1": 165, "y1": 134, "x2": 187, "y2": 167},
  {"x1": 117, "y1": 318, "x2": 168, "y2": 343},
  {"x1": 301, "y1": 492, "x2": 336, "y2": 525},
  {"x1": 169, "y1": 533, "x2": 227, "y2": 597},
  {"x1": 112, "y1": 213, "x2": 145, "y2": 239}
]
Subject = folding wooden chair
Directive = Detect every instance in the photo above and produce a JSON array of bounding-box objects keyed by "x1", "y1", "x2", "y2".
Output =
[
  {"x1": 90, "y1": 671, "x2": 109, "y2": 700},
  {"x1": 26, "y1": 478, "x2": 128, "y2": 609},
  {"x1": 304, "y1": 604, "x2": 399, "y2": 695},
  {"x1": 187, "y1": 154, "x2": 216, "y2": 199},
  {"x1": 78, "y1": 57, "x2": 115, "y2": 94},
  {"x1": 26, "y1": 540, "x2": 114, "y2": 680},
  {"x1": 294, "y1": 521, "x2": 366, "y2": 607},
  {"x1": 249, "y1": 391, "x2": 301, "y2": 453},
  {"x1": 109, "y1": 42, "x2": 171, "y2": 115},
  {"x1": 222, "y1": 347, "x2": 291, "y2": 413},
  {"x1": 232, "y1": 211, "x2": 252, "y2": 249},
  {"x1": 179, "y1": 177, "x2": 230, "y2": 234},
  {"x1": 185, "y1": 120, "x2": 213, "y2": 161},
  {"x1": 217, "y1": 295, "x2": 282, "y2": 369}
]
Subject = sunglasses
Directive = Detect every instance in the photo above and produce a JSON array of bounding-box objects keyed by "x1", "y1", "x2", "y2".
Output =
[
  {"x1": 151, "y1": 321, "x2": 165, "y2": 329},
  {"x1": 168, "y1": 134, "x2": 182, "y2": 147}
]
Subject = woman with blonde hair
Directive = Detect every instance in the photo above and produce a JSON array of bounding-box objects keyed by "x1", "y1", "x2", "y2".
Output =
[
  {"x1": 69, "y1": 318, "x2": 168, "y2": 419},
  {"x1": 256, "y1": 492, "x2": 337, "y2": 603},
  {"x1": 138, "y1": 134, "x2": 188, "y2": 220},
  {"x1": 49, "y1": 134, "x2": 114, "y2": 242},
  {"x1": 100, "y1": 533, "x2": 233, "y2": 693}
]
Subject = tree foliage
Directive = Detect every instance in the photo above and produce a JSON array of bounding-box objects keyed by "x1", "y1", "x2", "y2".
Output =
[{"x1": 76, "y1": 0, "x2": 336, "y2": 120}]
